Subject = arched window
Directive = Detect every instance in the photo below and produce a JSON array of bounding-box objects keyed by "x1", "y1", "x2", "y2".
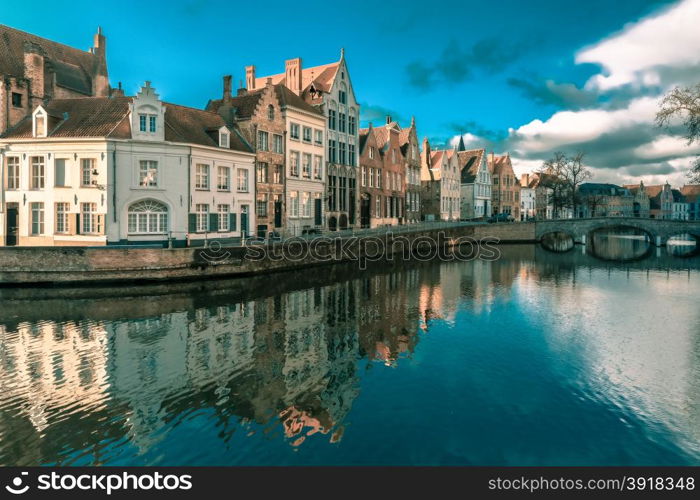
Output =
[
  {"x1": 268, "y1": 104, "x2": 274, "y2": 121},
  {"x1": 128, "y1": 200, "x2": 168, "y2": 234}
]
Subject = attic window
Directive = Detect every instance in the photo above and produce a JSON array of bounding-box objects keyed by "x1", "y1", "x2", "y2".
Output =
[
  {"x1": 34, "y1": 111, "x2": 46, "y2": 138},
  {"x1": 11, "y1": 93, "x2": 22, "y2": 108},
  {"x1": 267, "y1": 105, "x2": 274, "y2": 121},
  {"x1": 219, "y1": 130, "x2": 230, "y2": 148},
  {"x1": 139, "y1": 113, "x2": 157, "y2": 133}
]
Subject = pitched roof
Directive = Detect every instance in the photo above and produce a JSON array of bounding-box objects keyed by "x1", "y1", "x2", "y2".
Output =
[
  {"x1": 255, "y1": 61, "x2": 340, "y2": 95},
  {"x1": 680, "y1": 184, "x2": 700, "y2": 200},
  {"x1": 487, "y1": 153, "x2": 514, "y2": 175},
  {"x1": 1, "y1": 97, "x2": 252, "y2": 152},
  {"x1": 457, "y1": 148, "x2": 485, "y2": 184},
  {"x1": 578, "y1": 183, "x2": 631, "y2": 196},
  {"x1": 274, "y1": 84, "x2": 322, "y2": 116},
  {"x1": 0, "y1": 24, "x2": 104, "y2": 94},
  {"x1": 206, "y1": 90, "x2": 264, "y2": 120}
]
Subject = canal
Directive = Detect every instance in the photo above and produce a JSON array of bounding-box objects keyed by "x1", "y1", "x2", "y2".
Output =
[{"x1": 0, "y1": 233, "x2": 699, "y2": 466}]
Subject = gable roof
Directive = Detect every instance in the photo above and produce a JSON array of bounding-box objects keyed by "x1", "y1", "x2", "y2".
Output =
[
  {"x1": 1, "y1": 97, "x2": 252, "y2": 152},
  {"x1": 457, "y1": 148, "x2": 485, "y2": 184},
  {"x1": 255, "y1": 61, "x2": 340, "y2": 95},
  {"x1": 274, "y1": 84, "x2": 323, "y2": 116},
  {"x1": 487, "y1": 153, "x2": 514, "y2": 175},
  {"x1": 0, "y1": 24, "x2": 105, "y2": 94}
]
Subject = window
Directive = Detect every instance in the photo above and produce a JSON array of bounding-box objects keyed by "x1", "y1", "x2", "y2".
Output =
[
  {"x1": 377, "y1": 169, "x2": 382, "y2": 189},
  {"x1": 290, "y1": 151, "x2": 300, "y2": 176},
  {"x1": 138, "y1": 160, "x2": 158, "y2": 187},
  {"x1": 314, "y1": 129, "x2": 323, "y2": 145},
  {"x1": 196, "y1": 164, "x2": 210, "y2": 190},
  {"x1": 217, "y1": 205, "x2": 230, "y2": 231},
  {"x1": 369, "y1": 168, "x2": 374, "y2": 188},
  {"x1": 128, "y1": 199, "x2": 168, "y2": 234},
  {"x1": 256, "y1": 162, "x2": 268, "y2": 183},
  {"x1": 328, "y1": 140, "x2": 337, "y2": 163},
  {"x1": 369, "y1": 147, "x2": 375, "y2": 159},
  {"x1": 11, "y1": 93, "x2": 22, "y2": 108},
  {"x1": 349, "y1": 144, "x2": 356, "y2": 166},
  {"x1": 290, "y1": 123, "x2": 300, "y2": 140},
  {"x1": 267, "y1": 104, "x2": 275, "y2": 121},
  {"x1": 328, "y1": 110, "x2": 336, "y2": 130},
  {"x1": 273, "y1": 164, "x2": 283, "y2": 184},
  {"x1": 339, "y1": 89, "x2": 347, "y2": 105},
  {"x1": 139, "y1": 114, "x2": 157, "y2": 133},
  {"x1": 257, "y1": 130, "x2": 269, "y2": 151},
  {"x1": 195, "y1": 204, "x2": 209, "y2": 232},
  {"x1": 302, "y1": 126, "x2": 312, "y2": 143},
  {"x1": 34, "y1": 114, "x2": 46, "y2": 137},
  {"x1": 339, "y1": 113, "x2": 346, "y2": 133},
  {"x1": 257, "y1": 194, "x2": 268, "y2": 217},
  {"x1": 290, "y1": 191, "x2": 299, "y2": 217},
  {"x1": 30, "y1": 156, "x2": 45, "y2": 189},
  {"x1": 339, "y1": 141, "x2": 346, "y2": 164},
  {"x1": 6, "y1": 157, "x2": 19, "y2": 190},
  {"x1": 302, "y1": 153, "x2": 311, "y2": 177},
  {"x1": 30, "y1": 202, "x2": 44, "y2": 235},
  {"x1": 55, "y1": 158, "x2": 67, "y2": 187},
  {"x1": 348, "y1": 114, "x2": 356, "y2": 135},
  {"x1": 219, "y1": 131, "x2": 230, "y2": 148},
  {"x1": 302, "y1": 192, "x2": 310, "y2": 217},
  {"x1": 375, "y1": 196, "x2": 381, "y2": 217},
  {"x1": 313, "y1": 156, "x2": 322, "y2": 179},
  {"x1": 361, "y1": 167, "x2": 367, "y2": 187},
  {"x1": 237, "y1": 168, "x2": 249, "y2": 192},
  {"x1": 55, "y1": 202, "x2": 70, "y2": 234},
  {"x1": 273, "y1": 134, "x2": 284, "y2": 154},
  {"x1": 218, "y1": 166, "x2": 231, "y2": 191},
  {"x1": 81, "y1": 203, "x2": 100, "y2": 234}
]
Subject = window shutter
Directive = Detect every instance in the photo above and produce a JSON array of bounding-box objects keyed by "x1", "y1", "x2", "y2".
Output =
[
  {"x1": 229, "y1": 213, "x2": 237, "y2": 231},
  {"x1": 188, "y1": 213, "x2": 197, "y2": 233},
  {"x1": 75, "y1": 213, "x2": 81, "y2": 235},
  {"x1": 241, "y1": 213, "x2": 248, "y2": 235},
  {"x1": 209, "y1": 213, "x2": 218, "y2": 232}
]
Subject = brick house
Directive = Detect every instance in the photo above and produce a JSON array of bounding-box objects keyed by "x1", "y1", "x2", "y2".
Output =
[
  {"x1": 0, "y1": 24, "x2": 110, "y2": 136},
  {"x1": 487, "y1": 153, "x2": 520, "y2": 220}
]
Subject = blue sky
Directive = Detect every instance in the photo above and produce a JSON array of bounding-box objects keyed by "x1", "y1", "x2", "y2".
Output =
[{"x1": 3, "y1": 0, "x2": 700, "y2": 184}]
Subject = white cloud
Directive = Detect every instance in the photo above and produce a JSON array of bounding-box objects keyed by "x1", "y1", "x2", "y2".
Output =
[
  {"x1": 576, "y1": 0, "x2": 700, "y2": 91},
  {"x1": 633, "y1": 135, "x2": 700, "y2": 160},
  {"x1": 508, "y1": 97, "x2": 658, "y2": 155}
]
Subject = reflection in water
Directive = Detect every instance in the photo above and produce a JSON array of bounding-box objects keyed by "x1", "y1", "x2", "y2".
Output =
[
  {"x1": 541, "y1": 232, "x2": 574, "y2": 253},
  {"x1": 1, "y1": 246, "x2": 699, "y2": 466},
  {"x1": 667, "y1": 234, "x2": 698, "y2": 258},
  {"x1": 587, "y1": 227, "x2": 651, "y2": 261}
]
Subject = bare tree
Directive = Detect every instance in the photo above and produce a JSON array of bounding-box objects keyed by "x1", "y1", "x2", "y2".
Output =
[
  {"x1": 656, "y1": 84, "x2": 700, "y2": 183},
  {"x1": 540, "y1": 152, "x2": 592, "y2": 217},
  {"x1": 583, "y1": 193, "x2": 606, "y2": 217}
]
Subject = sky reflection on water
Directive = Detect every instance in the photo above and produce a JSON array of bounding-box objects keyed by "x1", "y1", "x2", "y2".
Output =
[{"x1": 0, "y1": 243, "x2": 699, "y2": 466}]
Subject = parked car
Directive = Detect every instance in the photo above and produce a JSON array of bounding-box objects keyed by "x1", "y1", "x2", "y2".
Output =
[{"x1": 488, "y1": 213, "x2": 515, "y2": 223}]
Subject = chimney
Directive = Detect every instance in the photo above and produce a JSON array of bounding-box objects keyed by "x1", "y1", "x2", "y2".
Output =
[
  {"x1": 93, "y1": 26, "x2": 106, "y2": 58},
  {"x1": 285, "y1": 57, "x2": 303, "y2": 96},
  {"x1": 245, "y1": 65, "x2": 256, "y2": 90},
  {"x1": 110, "y1": 81, "x2": 124, "y2": 97},
  {"x1": 223, "y1": 75, "x2": 232, "y2": 103},
  {"x1": 386, "y1": 115, "x2": 392, "y2": 125},
  {"x1": 23, "y1": 42, "x2": 45, "y2": 106},
  {"x1": 422, "y1": 137, "x2": 431, "y2": 166},
  {"x1": 237, "y1": 88, "x2": 247, "y2": 96}
]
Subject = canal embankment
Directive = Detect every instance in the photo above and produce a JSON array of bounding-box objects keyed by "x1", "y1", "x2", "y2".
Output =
[{"x1": 0, "y1": 222, "x2": 536, "y2": 286}]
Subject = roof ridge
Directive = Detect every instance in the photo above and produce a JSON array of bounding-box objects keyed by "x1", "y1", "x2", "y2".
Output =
[{"x1": 0, "y1": 23, "x2": 96, "y2": 56}]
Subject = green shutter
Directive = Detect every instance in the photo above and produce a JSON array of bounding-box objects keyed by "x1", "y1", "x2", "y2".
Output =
[
  {"x1": 229, "y1": 213, "x2": 237, "y2": 231},
  {"x1": 241, "y1": 213, "x2": 248, "y2": 235},
  {"x1": 188, "y1": 213, "x2": 197, "y2": 233},
  {"x1": 209, "y1": 213, "x2": 219, "y2": 232},
  {"x1": 75, "y1": 213, "x2": 81, "y2": 235}
]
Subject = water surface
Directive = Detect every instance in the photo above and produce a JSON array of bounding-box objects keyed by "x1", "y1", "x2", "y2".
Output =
[{"x1": 1, "y1": 242, "x2": 699, "y2": 466}]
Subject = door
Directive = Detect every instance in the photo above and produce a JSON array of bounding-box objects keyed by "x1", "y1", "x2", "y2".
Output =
[
  {"x1": 6, "y1": 204, "x2": 19, "y2": 246},
  {"x1": 314, "y1": 198, "x2": 322, "y2": 226},
  {"x1": 274, "y1": 200, "x2": 282, "y2": 228},
  {"x1": 360, "y1": 196, "x2": 370, "y2": 228},
  {"x1": 241, "y1": 206, "x2": 249, "y2": 237}
]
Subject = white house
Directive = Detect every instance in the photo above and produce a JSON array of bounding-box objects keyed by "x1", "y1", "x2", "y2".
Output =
[
  {"x1": 277, "y1": 85, "x2": 326, "y2": 236},
  {"x1": 0, "y1": 82, "x2": 255, "y2": 247},
  {"x1": 456, "y1": 146, "x2": 491, "y2": 220}
]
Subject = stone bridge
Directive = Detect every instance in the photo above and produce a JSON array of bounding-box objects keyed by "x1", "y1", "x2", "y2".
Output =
[{"x1": 535, "y1": 217, "x2": 700, "y2": 245}]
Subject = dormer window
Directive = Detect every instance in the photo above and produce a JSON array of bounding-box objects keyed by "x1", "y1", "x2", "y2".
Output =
[
  {"x1": 139, "y1": 113, "x2": 157, "y2": 133},
  {"x1": 33, "y1": 108, "x2": 47, "y2": 138},
  {"x1": 219, "y1": 129, "x2": 230, "y2": 148}
]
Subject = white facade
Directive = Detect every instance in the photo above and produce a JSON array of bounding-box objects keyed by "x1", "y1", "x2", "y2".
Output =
[
  {"x1": 459, "y1": 151, "x2": 491, "y2": 220},
  {"x1": 441, "y1": 152, "x2": 461, "y2": 221},
  {"x1": 284, "y1": 106, "x2": 325, "y2": 236},
  {"x1": 520, "y1": 187, "x2": 536, "y2": 221}
]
